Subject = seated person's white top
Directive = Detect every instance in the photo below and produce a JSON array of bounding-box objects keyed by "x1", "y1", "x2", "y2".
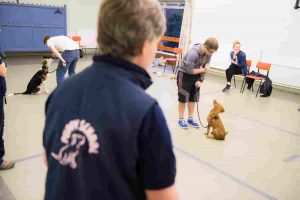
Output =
[{"x1": 47, "y1": 36, "x2": 79, "y2": 52}]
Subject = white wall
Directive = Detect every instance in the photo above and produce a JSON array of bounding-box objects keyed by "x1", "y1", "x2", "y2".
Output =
[
  {"x1": 17, "y1": 0, "x2": 100, "y2": 48},
  {"x1": 191, "y1": 0, "x2": 300, "y2": 87}
]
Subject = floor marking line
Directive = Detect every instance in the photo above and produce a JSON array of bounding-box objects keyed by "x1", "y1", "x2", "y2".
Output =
[
  {"x1": 174, "y1": 147, "x2": 278, "y2": 200},
  {"x1": 228, "y1": 112, "x2": 300, "y2": 138},
  {"x1": 283, "y1": 155, "x2": 299, "y2": 163}
]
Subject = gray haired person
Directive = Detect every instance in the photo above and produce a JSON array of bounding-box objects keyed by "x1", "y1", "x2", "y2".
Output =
[{"x1": 43, "y1": 0, "x2": 178, "y2": 199}]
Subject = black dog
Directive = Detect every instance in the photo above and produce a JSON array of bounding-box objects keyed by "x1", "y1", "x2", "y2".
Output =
[{"x1": 11, "y1": 59, "x2": 51, "y2": 95}]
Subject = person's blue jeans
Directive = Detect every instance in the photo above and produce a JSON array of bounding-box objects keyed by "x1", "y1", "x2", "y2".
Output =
[{"x1": 56, "y1": 50, "x2": 80, "y2": 86}]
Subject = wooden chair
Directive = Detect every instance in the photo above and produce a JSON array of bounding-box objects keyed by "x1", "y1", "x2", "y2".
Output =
[
  {"x1": 164, "y1": 48, "x2": 183, "y2": 73},
  {"x1": 241, "y1": 62, "x2": 271, "y2": 97},
  {"x1": 72, "y1": 36, "x2": 87, "y2": 58},
  {"x1": 156, "y1": 36, "x2": 183, "y2": 74}
]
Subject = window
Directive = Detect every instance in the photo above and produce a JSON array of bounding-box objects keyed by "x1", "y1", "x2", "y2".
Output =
[{"x1": 161, "y1": 2, "x2": 185, "y2": 48}]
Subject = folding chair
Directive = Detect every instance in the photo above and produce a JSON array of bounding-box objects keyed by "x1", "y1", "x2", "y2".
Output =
[
  {"x1": 233, "y1": 59, "x2": 252, "y2": 88},
  {"x1": 164, "y1": 48, "x2": 183, "y2": 74},
  {"x1": 72, "y1": 36, "x2": 87, "y2": 58},
  {"x1": 241, "y1": 62, "x2": 271, "y2": 97}
]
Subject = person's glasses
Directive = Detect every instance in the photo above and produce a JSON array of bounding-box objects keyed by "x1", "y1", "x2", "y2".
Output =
[{"x1": 207, "y1": 48, "x2": 215, "y2": 54}]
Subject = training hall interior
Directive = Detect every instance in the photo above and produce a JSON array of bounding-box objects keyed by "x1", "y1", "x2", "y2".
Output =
[{"x1": 0, "y1": 0, "x2": 300, "y2": 199}]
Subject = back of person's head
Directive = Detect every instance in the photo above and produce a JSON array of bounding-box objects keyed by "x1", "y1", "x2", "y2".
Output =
[
  {"x1": 232, "y1": 40, "x2": 240, "y2": 48},
  {"x1": 204, "y1": 37, "x2": 219, "y2": 51},
  {"x1": 97, "y1": 0, "x2": 165, "y2": 59},
  {"x1": 43, "y1": 36, "x2": 51, "y2": 44}
]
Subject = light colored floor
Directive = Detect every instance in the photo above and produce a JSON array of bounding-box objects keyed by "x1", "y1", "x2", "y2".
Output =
[{"x1": 0, "y1": 56, "x2": 299, "y2": 200}]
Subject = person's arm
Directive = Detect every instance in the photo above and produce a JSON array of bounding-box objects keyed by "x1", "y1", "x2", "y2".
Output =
[
  {"x1": 43, "y1": 149, "x2": 48, "y2": 167},
  {"x1": 197, "y1": 54, "x2": 212, "y2": 81},
  {"x1": 193, "y1": 55, "x2": 210, "y2": 75},
  {"x1": 182, "y1": 49, "x2": 206, "y2": 75},
  {"x1": 230, "y1": 51, "x2": 235, "y2": 64},
  {"x1": 237, "y1": 53, "x2": 246, "y2": 68},
  {"x1": 0, "y1": 60, "x2": 7, "y2": 77},
  {"x1": 193, "y1": 67, "x2": 207, "y2": 75},
  {"x1": 138, "y1": 103, "x2": 178, "y2": 200},
  {"x1": 146, "y1": 185, "x2": 178, "y2": 200},
  {"x1": 237, "y1": 53, "x2": 247, "y2": 74},
  {"x1": 49, "y1": 46, "x2": 66, "y2": 66},
  {"x1": 199, "y1": 62, "x2": 210, "y2": 79}
]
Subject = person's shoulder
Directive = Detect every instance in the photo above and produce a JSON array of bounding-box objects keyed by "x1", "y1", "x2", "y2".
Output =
[
  {"x1": 115, "y1": 74, "x2": 156, "y2": 104},
  {"x1": 239, "y1": 50, "x2": 246, "y2": 57},
  {"x1": 101, "y1": 67, "x2": 156, "y2": 107},
  {"x1": 189, "y1": 44, "x2": 201, "y2": 57},
  {"x1": 46, "y1": 37, "x2": 55, "y2": 47},
  {"x1": 50, "y1": 65, "x2": 95, "y2": 97}
]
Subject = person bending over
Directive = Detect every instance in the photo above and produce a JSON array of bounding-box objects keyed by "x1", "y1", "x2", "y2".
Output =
[
  {"x1": 43, "y1": 35, "x2": 80, "y2": 86},
  {"x1": 177, "y1": 38, "x2": 218, "y2": 129}
]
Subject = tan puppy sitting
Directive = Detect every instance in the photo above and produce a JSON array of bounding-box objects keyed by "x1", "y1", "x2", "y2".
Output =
[{"x1": 205, "y1": 100, "x2": 228, "y2": 140}]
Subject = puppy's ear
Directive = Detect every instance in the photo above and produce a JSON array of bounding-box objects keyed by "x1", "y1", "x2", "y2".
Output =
[
  {"x1": 42, "y1": 59, "x2": 48, "y2": 66},
  {"x1": 213, "y1": 99, "x2": 218, "y2": 106}
]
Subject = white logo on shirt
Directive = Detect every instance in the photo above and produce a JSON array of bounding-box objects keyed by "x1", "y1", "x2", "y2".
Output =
[{"x1": 51, "y1": 119, "x2": 99, "y2": 169}]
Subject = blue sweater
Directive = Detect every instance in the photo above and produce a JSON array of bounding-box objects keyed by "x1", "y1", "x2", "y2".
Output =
[
  {"x1": 43, "y1": 55, "x2": 176, "y2": 200},
  {"x1": 230, "y1": 50, "x2": 247, "y2": 75}
]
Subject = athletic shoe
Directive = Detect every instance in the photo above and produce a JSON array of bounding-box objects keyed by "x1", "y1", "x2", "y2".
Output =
[
  {"x1": 187, "y1": 118, "x2": 200, "y2": 128},
  {"x1": 222, "y1": 84, "x2": 231, "y2": 92},
  {"x1": 178, "y1": 119, "x2": 188, "y2": 129}
]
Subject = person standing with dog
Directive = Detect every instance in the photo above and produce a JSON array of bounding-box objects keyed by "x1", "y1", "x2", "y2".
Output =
[
  {"x1": 43, "y1": 0, "x2": 178, "y2": 199},
  {"x1": 43, "y1": 35, "x2": 80, "y2": 86},
  {"x1": 0, "y1": 57, "x2": 15, "y2": 170},
  {"x1": 222, "y1": 40, "x2": 247, "y2": 92},
  {"x1": 177, "y1": 38, "x2": 219, "y2": 129}
]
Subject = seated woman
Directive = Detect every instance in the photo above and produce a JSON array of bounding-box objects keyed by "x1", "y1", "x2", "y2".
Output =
[{"x1": 222, "y1": 40, "x2": 247, "y2": 92}]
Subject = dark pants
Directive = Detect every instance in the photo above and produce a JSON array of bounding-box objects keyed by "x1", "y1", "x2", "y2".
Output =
[
  {"x1": 226, "y1": 63, "x2": 242, "y2": 83},
  {"x1": 56, "y1": 50, "x2": 80, "y2": 86},
  {"x1": 246, "y1": 78, "x2": 255, "y2": 89},
  {"x1": 0, "y1": 95, "x2": 5, "y2": 165},
  {"x1": 177, "y1": 71, "x2": 200, "y2": 103},
  {"x1": 0, "y1": 42, "x2": 6, "y2": 58}
]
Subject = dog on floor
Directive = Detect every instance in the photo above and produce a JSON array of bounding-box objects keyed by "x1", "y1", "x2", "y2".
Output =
[
  {"x1": 9, "y1": 59, "x2": 52, "y2": 96},
  {"x1": 204, "y1": 100, "x2": 228, "y2": 140}
]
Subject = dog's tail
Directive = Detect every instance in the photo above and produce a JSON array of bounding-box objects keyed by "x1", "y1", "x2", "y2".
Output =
[{"x1": 6, "y1": 91, "x2": 26, "y2": 97}]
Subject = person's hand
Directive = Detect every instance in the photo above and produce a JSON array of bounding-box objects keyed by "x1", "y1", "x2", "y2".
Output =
[
  {"x1": 204, "y1": 64, "x2": 210, "y2": 72},
  {"x1": 0, "y1": 62, "x2": 7, "y2": 77},
  {"x1": 62, "y1": 60, "x2": 67, "y2": 67},
  {"x1": 195, "y1": 81, "x2": 203, "y2": 88},
  {"x1": 233, "y1": 50, "x2": 239, "y2": 56},
  {"x1": 231, "y1": 59, "x2": 237, "y2": 65}
]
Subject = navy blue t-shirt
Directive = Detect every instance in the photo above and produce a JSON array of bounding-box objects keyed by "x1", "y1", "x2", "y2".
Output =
[
  {"x1": 0, "y1": 57, "x2": 6, "y2": 96},
  {"x1": 43, "y1": 56, "x2": 176, "y2": 200}
]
